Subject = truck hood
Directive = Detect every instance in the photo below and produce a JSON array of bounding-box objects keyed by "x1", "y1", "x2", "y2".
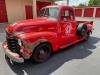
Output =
[{"x1": 6, "y1": 17, "x2": 57, "y2": 33}]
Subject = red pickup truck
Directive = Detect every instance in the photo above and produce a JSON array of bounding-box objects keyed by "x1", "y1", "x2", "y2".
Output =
[{"x1": 3, "y1": 5, "x2": 93, "y2": 63}]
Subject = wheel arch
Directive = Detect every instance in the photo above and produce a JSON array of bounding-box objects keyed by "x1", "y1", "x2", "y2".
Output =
[
  {"x1": 40, "y1": 42, "x2": 53, "y2": 51},
  {"x1": 77, "y1": 23, "x2": 88, "y2": 35},
  {"x1": 30, "y1": 41, "x2": 53, "y2": 63},
  {"x1": 30, "y1": 39, "x2": 54, "y2": 56}
]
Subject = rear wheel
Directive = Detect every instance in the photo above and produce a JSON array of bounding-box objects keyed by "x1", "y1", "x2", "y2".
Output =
[
  {"x1": 77, "y1": 24, "x2": 90, "y2": 41},
  {"x1": 31, "y1": 43, "x2": 52, "y2": 63},
  {"x1": 79, "y1": 27, "x2": 90, "y2": 41},
  {"x1": 84, "y1": 32, "x2": 90, "y2": 41}
]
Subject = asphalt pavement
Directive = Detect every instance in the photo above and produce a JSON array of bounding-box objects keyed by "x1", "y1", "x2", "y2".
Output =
[{"x1": 0, "y1": 18, "x2": 100, "y2": 75}]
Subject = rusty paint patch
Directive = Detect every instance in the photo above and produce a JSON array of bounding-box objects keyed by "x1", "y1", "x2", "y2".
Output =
[{"x1": 21, "y1": 39, "x2": 48, "y2": 59}]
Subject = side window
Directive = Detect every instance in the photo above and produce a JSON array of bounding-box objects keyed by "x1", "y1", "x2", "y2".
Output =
[
  {"x1": 69, "y1": 11, "x2": 74, "y2": 20},
  {"x1": 39, "y1": 9, "x2": 45, "y2": 17},
  {"x1": 45, "y1": 8, "x2": 49, "y2": 16},
  {"x1": 65, "y1": 11, "x2": 69, "y2": 16},
  {"x1": 61, "y1": 10, "x2": 74, "y2": 21}
]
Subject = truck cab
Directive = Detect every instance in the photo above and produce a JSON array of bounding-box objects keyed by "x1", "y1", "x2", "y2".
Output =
[{"x1": 3, "y1": 5, "x2": 93, "y2": 63}]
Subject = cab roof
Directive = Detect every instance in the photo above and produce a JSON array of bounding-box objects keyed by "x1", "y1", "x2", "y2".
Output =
[{"x1": 43, "y1": 5, "x2": 73, "y2": 10}]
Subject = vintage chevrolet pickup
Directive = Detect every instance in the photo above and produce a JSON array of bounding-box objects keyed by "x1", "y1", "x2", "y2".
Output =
[{"x1": 3, "y1": 5, "x2": 93, "y2": 63}]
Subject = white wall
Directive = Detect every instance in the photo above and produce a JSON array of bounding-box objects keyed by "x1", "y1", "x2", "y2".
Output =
[{"x1": 5, "y1": 0, "x2": 32, "y2": 23}]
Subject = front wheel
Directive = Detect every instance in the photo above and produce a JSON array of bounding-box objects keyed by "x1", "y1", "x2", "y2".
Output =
[{"x1": 31, "y1": 43, "x2": 52, "y2": 63}]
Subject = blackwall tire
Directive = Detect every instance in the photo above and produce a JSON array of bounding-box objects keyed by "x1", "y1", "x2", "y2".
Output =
[
  {"x1": 84, "y1": 32, "x2": 90, "y2": 41},
  {"x1": 77, "y1": 24, "x2": 90, "y2": 41},
  {"x1": 77, "y1": 24, "x2": 87, "y2": 36},
  {"x1": 31, "y1": 43, "x2": 51, "y2": 63}
]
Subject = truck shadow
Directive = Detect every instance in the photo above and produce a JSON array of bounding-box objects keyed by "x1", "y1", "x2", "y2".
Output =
[{"x1": 5, "y1": 36, "x2": 100, "y2": 75}]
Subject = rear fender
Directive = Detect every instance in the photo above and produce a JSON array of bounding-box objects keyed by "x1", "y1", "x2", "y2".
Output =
[{"x1": 85, "y1": 21, "x2": 93, "y2": 32}]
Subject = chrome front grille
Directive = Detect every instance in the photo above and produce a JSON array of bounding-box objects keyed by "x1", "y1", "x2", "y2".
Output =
[{"x1": 6, "y1": 32, "x2": 20, "y2": 53}]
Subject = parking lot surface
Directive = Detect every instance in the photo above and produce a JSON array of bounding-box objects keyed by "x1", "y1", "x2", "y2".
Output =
[{"x1": 0, "y1": 18, "x2": 100, "y2": 75}]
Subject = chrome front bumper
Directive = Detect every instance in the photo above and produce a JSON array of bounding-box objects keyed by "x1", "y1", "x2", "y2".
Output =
[{"x1": 2, "y1": 42, "x2": 24, "y2": 63}]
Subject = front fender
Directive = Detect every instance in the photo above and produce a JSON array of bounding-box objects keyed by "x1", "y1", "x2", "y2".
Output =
[{"x1": 17, "y1": 32, "x2": 58, "y2": 52}]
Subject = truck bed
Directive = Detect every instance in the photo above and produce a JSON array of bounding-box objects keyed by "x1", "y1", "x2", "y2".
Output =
[{"x1": 76, "y1": 21, "x2": 93, "y2": 26}]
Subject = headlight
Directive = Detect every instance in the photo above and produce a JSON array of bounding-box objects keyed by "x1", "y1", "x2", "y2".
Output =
[{"x1": 18, "y1": 39, "x2": 22, "y2": 46}]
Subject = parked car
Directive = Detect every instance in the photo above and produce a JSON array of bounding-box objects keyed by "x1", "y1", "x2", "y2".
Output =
[{"x1": 3, "y1": 5, "x2": 93, "y2": 63}]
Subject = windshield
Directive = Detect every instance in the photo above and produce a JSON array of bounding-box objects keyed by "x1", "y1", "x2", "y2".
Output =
[{"x1": 38, "y1": 7, "x2": 59, "y2": 19}]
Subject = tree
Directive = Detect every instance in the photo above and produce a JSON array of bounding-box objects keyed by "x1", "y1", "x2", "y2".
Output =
[
  {"x1": 88, "y1": 0, "x2": 100, "y2": 6},
  {"x1": 78, "y1": 3, "x2": 87, "y2": 7}
]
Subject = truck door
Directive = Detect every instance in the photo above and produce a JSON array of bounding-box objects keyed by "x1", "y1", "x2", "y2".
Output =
[{"x1": 59, "y1": 9, "x2": 77, "y2": 47}]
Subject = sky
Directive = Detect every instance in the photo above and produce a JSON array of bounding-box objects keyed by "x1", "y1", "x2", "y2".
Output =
[{"x1": 55, "y1": 0, "x2": 90, "y2": 6}]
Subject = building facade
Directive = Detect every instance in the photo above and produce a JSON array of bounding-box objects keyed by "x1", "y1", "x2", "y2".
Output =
[
  {"x1": 74, "y1": 6, "x2": 100, "y2": 18},
  {"x1": 0, "y1": 0, "x2": 51, "y2": 23}
]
